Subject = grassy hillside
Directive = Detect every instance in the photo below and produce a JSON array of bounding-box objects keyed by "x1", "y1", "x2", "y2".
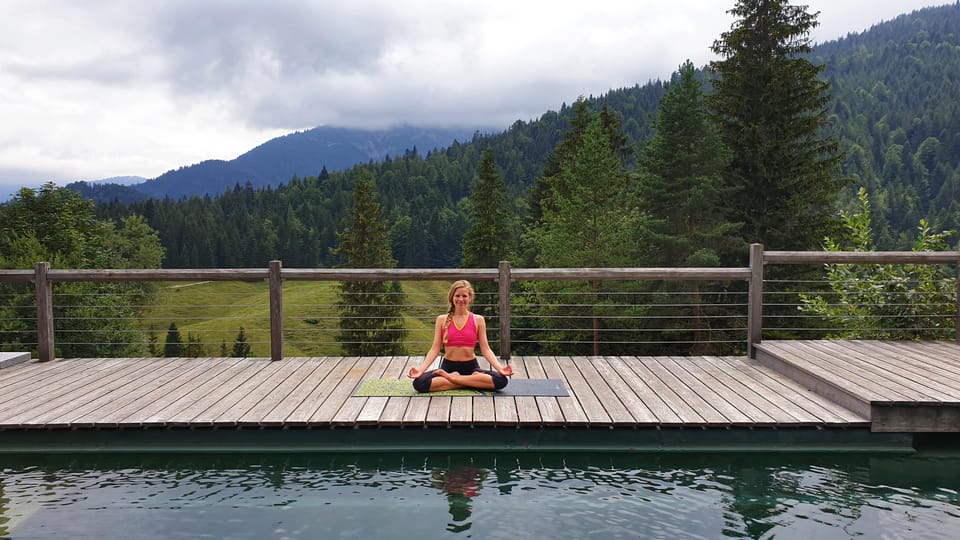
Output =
[{"x1": 141, "y1": 280, "x2": 456, "y2": 357}]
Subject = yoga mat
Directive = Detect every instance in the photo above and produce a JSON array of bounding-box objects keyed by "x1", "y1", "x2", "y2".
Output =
[{"x1": 352, "y1": 378, "x2": 569, "y2": 397}]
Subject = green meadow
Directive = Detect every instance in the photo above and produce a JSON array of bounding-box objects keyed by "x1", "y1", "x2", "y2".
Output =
[{"x1": 140, "y1": 280, "x2": 455, "y2": 357}]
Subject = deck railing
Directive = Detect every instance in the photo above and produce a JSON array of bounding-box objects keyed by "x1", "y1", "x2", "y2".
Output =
[{"x1": 1, "y1": 245, "x2": 958, "y2": 361}]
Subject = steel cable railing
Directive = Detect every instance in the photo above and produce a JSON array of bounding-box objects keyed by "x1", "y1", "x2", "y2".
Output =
[{"x1": 2, "y1": 248, "x2": 957, "y2": 360}]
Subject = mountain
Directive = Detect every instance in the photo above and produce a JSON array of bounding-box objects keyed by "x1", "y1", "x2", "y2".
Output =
[{"x1": 70, "y1": 125, "x2": 479, "y2": 202}]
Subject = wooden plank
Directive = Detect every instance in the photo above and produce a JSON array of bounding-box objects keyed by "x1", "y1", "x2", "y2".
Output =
[
  {"x1": 521, "y1": 357, "x2": 564, "y2": 426},
  {"x1": 426, "y1": 395, "x2": 452, "y2": 425},
  {"x1": 713, "y1": 356, "x2": 867, "y2": 425},
  {"x1": 96, "y1": 359, "x2": 230, "y2": 427},
  {"x1": 207, "y1": 360, "x2": 300, "y2": 426},
  {"x1": 21, "y1": 358, "x2": 174, "y2": 427},
  {"x1": 620, "y1": 358, "x2": 706, "y2": 424},
  {"x1": 557, "y1": 357, "x2": 612, "y2": 426},
  {"x1": 257, "y1": 357, "x2": 335, "y2": 426},
  {"x1": 29, "y1": 359, "x2": 176, "y2": 429},
  {"x1": 61, "y1": 358, "x2": 195, "y2": 428},
  {"x1": 310, "y1": 357, "x2": 370, "y2": 424},
  {"x1": 591, "y1": 357, "x2": 657, "y2": 425},
  {"x1": 697, "y1": 356, "x2": 808, "y2": 425},
  {"x1": 494, "y1": 391, "x2": 519, "y2": 426},
  {"x1": 448, "y1": 395, "x2": 474, "y2": 425},
  {"x1": 380, "y1": 358, "x2": 419, "y2": 425},
  {"x1": 284, "y1": 358, "x2": 357, "y2": 425},
  {"x1": 120, "y1": 358, "x2": 244, "y2": 427},
  {"x1": 793, "y1": 340, "x2": 944, "y2": 402},
  {"x1": 168, "y1": 360, "x2": 271, "y2": 426},
  {"x1": 332, "y1": 356, "x2": 391, "y2": 425},
  {"x1": 356, "y1": 356, "x2": 409, "y2": 425},
  {"x1": 235, "y1": 357, "x2": 315, "y2": 425},
  {"x1": 646, "y1": 357, "x2": 728, "y2": 426},
  {"x1": 0, "y1": 358, "x2": 120, "y2": 417},
  {"x1": 1, "y1": 359, "x2": 164, "y2": 427},
  {"x1": 575, "y1": 357, "x2": 641, "y2": 426},
  {"x1": 815, "y1": 340, "x2": 960, "y2": 400},
  {"x1": 869, "y1": 341, "x2": 960, "y2": 387},
  {"x1": 607, "y1": 357, "x2": 680, "y2": 425},
  {"x1": 672, "y1": 357, "x2": 778, "y2": 425},
  {"x1": 401, "y1": 392, "x2": 430, "y2": 425},
  {"x1": 0, "y1": 359, "x2": 60, "y2": 389},
  {"x1": 511, "y1": 357, "x2": 542, "y2": 425},
  {"x1": 758, "y1": 341, "x2": 908, "y2": 402},
  {"x1": 659, "y1": 357, "x2": 751, "y2": 425},
  {"x1": 471, "y1": 395, "x2": 496, "y2": 426},
  {"x1": 539, "y1": 357, "x2": 588, "y2": 425}
]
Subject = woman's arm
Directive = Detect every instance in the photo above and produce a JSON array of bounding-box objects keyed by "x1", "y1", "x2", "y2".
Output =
[
  {"x1": 476, "y1": 314, "x2": 513, "y2": 376},
  {"x1": 409, "y1": 315, "x2": 445, "y2": 378}
]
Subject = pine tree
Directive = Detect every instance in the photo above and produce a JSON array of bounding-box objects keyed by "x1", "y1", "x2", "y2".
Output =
[
  {"x1": 462, "y1": 148, "x2": 515, "y2": 268},
  {"x1": 331, "y1": 170, "x2": 407, "y2": 355},
  {"x1": 524, "y1": 118, "x2": 652, "y2": 355},
  {"x1": 232, "y1": 327, "x2": 251, "y2": 358},
  {"x1": 642, "y1": 60, "x2": 739, "y2": 267},
  {"x1": 707, "y1": 0, "x2": 845, "y2": 255},
  {"x1": 163, "y1": 322, "x2": 183, "y2": 357}
]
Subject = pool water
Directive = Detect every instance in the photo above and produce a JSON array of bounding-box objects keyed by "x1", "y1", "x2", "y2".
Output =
[{"x1": 1, "y1": 452, "x2": 958, "y2": 539}]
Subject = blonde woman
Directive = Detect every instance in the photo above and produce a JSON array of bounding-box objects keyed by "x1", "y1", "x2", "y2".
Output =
[{"x1": 409, "y1": 280, "x2": 513, "y2": 392}]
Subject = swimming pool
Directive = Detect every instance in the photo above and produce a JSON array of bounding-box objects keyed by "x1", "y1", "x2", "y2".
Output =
[{"x1": 2, "y1": 451, "x2": 958, "y2": 539}]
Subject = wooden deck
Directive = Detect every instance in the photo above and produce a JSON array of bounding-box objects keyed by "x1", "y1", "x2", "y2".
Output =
[
  {"x1": 754, "y1": 340, "x2": 960, "y2": 433},
  {"x1": 0, "y1": 340, "x2": 957, "y2": 451}
]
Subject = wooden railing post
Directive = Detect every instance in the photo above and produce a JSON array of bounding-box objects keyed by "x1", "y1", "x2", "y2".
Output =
[
  {"x1": 35, "y1": 262, "x2": 54, "y2": 362},
  {"x1": 269, "y1": 260, "x2": 283, "y2": 361},
  {"x1": 747, "y1": 244, "x2": 764, "y2": 357},
  {"x1": 956, "y1": 249, "x2": 960, "y2": 342},
  {"x1": 498, "y1": 260, "x2": 512, "y2": 360}
]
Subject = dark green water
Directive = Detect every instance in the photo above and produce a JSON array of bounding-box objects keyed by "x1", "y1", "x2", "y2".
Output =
[{"x1": 1, "y1": 451, "x2": 958, "y2": 539}]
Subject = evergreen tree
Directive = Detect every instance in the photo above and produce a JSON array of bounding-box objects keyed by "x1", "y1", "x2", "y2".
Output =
[
  {"x1": 524, "y1": 118, "x2": 652, "y2": 355},
  {"x1": 642, "y1": 60, "x2": 739, "y2": 266},
  {"x1": 232, "y1": 327, "x2": 251, "y2": 357},
  {"x1": 184, "y1": 332, "x2": 205, "y2": 357},
  {"x1": 707, "y1": 0, "x2": 845, "y2": 255},
  {"x1": 147, "y1": 327, "x2": 161, "y2": 357},
  {"x1": 331, "y1": 170, "x2": 407, "y2": 355},
  {"x1": 462, "y1": 148, "x2": 515, "y2": 268},
  {"x1": 640, "y1": 60, "x2": 742, "y2": 353},
  {"x1": 164, "y1": 322, "x2": 183, "y2": 357}
]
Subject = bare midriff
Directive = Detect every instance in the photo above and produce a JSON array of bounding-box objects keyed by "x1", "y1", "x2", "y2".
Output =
[{"x1": 442, "y1": 346, "x2": 476, "y2": 362}]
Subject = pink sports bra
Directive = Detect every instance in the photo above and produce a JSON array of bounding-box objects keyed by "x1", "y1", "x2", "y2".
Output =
[{"x1": 445, "y1": 312, "x2": 477, "y2": 348}]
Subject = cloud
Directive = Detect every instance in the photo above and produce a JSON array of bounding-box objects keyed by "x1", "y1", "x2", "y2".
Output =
[{"x1": 0, "y1": 0, "x2": 945, "y2": 191}]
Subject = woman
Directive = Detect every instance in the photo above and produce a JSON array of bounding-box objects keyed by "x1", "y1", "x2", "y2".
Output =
[{"x1": 409, "y1": 280, "x2": 513, "y2": 392}]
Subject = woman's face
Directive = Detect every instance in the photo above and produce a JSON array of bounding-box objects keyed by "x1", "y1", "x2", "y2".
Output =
[{"x1": 451, "y1": 287, "x2": 472, "y2": 309}]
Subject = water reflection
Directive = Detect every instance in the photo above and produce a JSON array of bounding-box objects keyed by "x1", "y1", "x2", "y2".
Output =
[
  {"x1": 430, "y1": 466, "x2": 488, "y2": 532},
  {"x1": 0, "y1": 452, "x2": 957, "y2": 539}
]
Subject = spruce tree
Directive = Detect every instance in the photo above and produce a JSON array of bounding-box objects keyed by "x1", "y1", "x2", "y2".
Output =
[
  {"x1": 524, "y1": 118, "x2": 652, "y2": 355},
  {"x1": 163, "y1": 322, "x2": 183, "y2": 357},
  {"x1": 642, "y1": 60, "x2": 739, "y2": 267},
  {"x1": 232, "y1": 327, "x2": 251, "y2": 358},
  {"x1": 331, "y1": 170, "x2": 407, "y2": 356},
  {"x1": 462, "y1": 148, "x2": 515, "y2": 268},
  {"x1": 707, "y1": 0, "x2": 845, "y2": 255}
]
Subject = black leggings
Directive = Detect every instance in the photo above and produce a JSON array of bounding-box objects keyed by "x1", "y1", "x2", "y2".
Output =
[{"x1": 412, "y1": 358, "x2": 509, "y2": 393}]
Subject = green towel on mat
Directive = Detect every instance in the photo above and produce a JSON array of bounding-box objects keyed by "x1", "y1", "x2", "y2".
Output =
[{"x1": 352, "y1": 378, "x2": 568, "y2": 397}]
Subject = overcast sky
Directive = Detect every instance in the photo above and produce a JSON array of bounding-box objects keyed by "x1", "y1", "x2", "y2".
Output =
[{"x1": 0, "y1": 0, "x2": 946, "y2": 196}]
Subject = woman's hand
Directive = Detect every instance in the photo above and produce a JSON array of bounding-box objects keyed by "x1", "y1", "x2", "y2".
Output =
[
  {"x1": 408, "y1": 367, "x2": 424, "y2": 379},
  {"x1": 498, "y1": 364, "x2": 514, "y2": 377}
]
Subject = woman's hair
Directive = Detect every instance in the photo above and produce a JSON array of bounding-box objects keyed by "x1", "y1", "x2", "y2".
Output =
[{"x1": 443, "y1": 280, "x2": 475, "y2": 344}]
